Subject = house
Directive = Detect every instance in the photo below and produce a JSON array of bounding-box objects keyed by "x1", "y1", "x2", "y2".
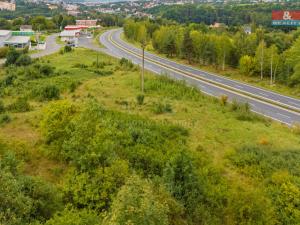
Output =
[
  {"x1": 59, "y1": 29, "x2": 80, "y2": 42},
  {"x1": 0, "y1": 30, "x2": 12, "y2": 47},
  {"x1": 20, "y1": 25, "x2": 33, "y2": 32},
  {"x1": 76, "y1": 20, "x2": 97, "y2": 27},
  {"x1": 4, "y1": 36, "x2": 31, "y2": 48}
]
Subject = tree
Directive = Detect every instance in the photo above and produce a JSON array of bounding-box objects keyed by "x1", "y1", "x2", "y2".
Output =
[
  {"x1": 239, "y1": 55, "x2": 256, "y2": 76},
  {"x1": 104, "y1": 176, "x2": 170, "y2": 225},
  {"x1": 182, "y1": 30, "x2": 194, "y2": 64},
  {"x1": 255, "y1": 40, "x2": 266, "y2": 80},
  {"x1": 216, "y1": 34, "x2": 233, "y2": 70},
  {"x1": 5, "y1": 47, "x2": 21, "y2": 66}
]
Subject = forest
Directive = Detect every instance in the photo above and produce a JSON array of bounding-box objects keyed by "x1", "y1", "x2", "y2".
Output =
[
  {"x1": 0, "y1": 44, "x2": 300, "y2": 224},
  {"x1": 146, "y1": 3, "x2": 300, "y2": 27}
]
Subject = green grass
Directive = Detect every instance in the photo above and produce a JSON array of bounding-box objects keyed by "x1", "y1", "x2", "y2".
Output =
[{"x1": 0, "y1": 48, "x2": 300, "y2": 222}]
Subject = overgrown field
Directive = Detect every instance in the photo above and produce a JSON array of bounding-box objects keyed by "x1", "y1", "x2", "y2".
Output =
[{"x1": 0, "y1": 48, "x2": 300, "y2": 225}]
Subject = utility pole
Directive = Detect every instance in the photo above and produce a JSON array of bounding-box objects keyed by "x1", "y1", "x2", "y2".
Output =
[
  {"x1": 260, "y1": 41, "x2": 264, "y2": 80},
  {"x1": 141, "y1": 41, "x2": 146, "y2": 93},
  {"x1": 270, "y1": 47, "x2": 273, "y2": 85}
]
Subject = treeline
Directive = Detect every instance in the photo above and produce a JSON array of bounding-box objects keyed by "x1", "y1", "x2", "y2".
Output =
[
  {"x1": 146, "y1": 3, "x2": 300, "y2": 27},
  {"x1": 0, "y1": 14, "x2": 75, "y2": 31},
  {"x1": 124, "y1": 19, "x2": 300, "y2": 85}
]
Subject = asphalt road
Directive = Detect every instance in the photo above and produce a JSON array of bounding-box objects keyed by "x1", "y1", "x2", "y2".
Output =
[
  {"x1": 97, "y1": 28, "x2": 300, "y2": 126},
  {"x1": 31, "y1": 34, "x2": 61, "y2": 59}
]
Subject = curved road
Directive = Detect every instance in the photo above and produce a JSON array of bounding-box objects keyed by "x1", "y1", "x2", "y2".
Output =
[
  {"x1": 31, "y1": 34, "x2": 61, "y2": 59},
  {"x1": 98, "y1": 29, "x2": 300, "y2": 125}
]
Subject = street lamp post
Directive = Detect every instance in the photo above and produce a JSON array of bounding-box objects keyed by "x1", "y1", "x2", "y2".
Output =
[{"x1": 141, "y1": 41, "x2": 146, "y2": 93}]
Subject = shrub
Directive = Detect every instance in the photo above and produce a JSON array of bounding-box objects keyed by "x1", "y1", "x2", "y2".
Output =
[
  {"x1": 0, "y1": 113, "x2": 11, "y2": 125},
  {"x1": 0, "y1": 47, "x2": 8, "y2": 58},
  {"x1": 15, "y1": 54, "x2": 32, "y2": 66},
  {"x1": 0, "y1": 100, "x2": 5, "y2": 113},
  {"x1": 220, "y1": 95, "x2": 228, "y2": 106},
  {"x1": 119, "y1": 57, "x2": 135, "y2": 70},
  {"x1": 33, "y1": 85, "x2": 60, "y2": 101},
  {"x1": 64, "y1": 45, "x2": 72, "y2": 53},
  {"x1": 152, "y1": 102, "x2": 172, "y2": 114},
  {"x1": 291, "y1": 123, "x2": 300, "y2": 135},
  {"x1": 8, "y1": 98, "x2": 30, "y2": 112},
  {"x1": 136, "y1": 94, "x2": 144, "y2": 105},
  {"x1": 40, "y1": 64, "x2": 54, "y2": 76},
  {"x1": 69, "y1": 81, "x2": 81, "y2": 93},
  {"x1": 5, "y1": 48, "x2": 21, "y2": 66}
]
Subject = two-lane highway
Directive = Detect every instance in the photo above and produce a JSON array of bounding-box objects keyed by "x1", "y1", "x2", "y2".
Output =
[{"x1": 100, "y1": 28, "x2": 300, "y2": 125}]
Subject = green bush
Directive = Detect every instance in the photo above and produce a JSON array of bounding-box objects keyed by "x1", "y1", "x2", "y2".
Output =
[
  {"x1": 69, "y1": 81, "x2": 81, "y2": 93},
  {"x1": 0, "y1": 100, "x2": 5, "y2": 113},
  {"x1": 136, "y1": 94, "x2": 144, "y2": 105},
  {"x1": 152, "y1": 102, "x2": 172, "y2": 114},
  {"x1": 33, "y1": 84, "x2": 60, "y2": 101},
  {"x1": 0, "y1": 47, "x2": 8, "y2": 58},
  {"x1": 15, "y1": 54, "x2": 32, "y2": 66},
  {"x1": 8, "y1": 98, "x2": 30, "y2": 112},
  {"x1": 0, "y1": 149, "x2": 63, "y2": 224},
  {"x1": 119, "y1": 57, "x2": 135, "y2": 70},
  {"x1": 5, "y1": 48, "x2": 21, "y2": 66},
  {"x1": 64, "y1": 45, "x2": 72, "y2": 53},
  {"x1": 44, "y1": 208, "x2": 101, "y2": 225},
  {"x1": 0, "y1": 113, "x2": 11, "y2": 125}
]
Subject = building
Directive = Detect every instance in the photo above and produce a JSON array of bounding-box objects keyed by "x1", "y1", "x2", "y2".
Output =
[
  {"x1": 0, "y1": 30, "x2": 32, "y2": 49},
  {"x1": 20, "y1": 25, "x2": 33, "y2": 32},
  {"x1": 0, "y1": 0, "x2": 16, "y2": 11},
  {"x1": 59, "y1": 29, "x2": 80, "y2": 42},
  {"x1": 0, "y1": 30, "x2": 12, "y2": 47},
  {"x1": 4, "y1": 36, "x2": 31, "y2": 48},
  {"x1": 76, "y1": 20, "x2": 97, "y2": 27}
]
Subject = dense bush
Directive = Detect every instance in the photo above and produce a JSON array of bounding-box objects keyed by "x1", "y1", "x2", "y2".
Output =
[
  {"x1": 152, "y1": 101, "x2": 172, "y2": 114},
  {"x1": 119, "y1": 57, "x2": 135, "y2": 70},
  {"x1": 32, "y1": 84, "x2": 60, "y2": 101},
  {"x1": 0, "y1": 100, "x2": 5, "y2": 113},
  {"x1": 229, "y1": 145, "x2": 300, "y2": 224},
  {"x1": 15, "y1": 54, "x2": 32, "y2": 66},
  {"x1": 8, "y1": 97, "x2": 30, "y2": 112},
  {"x1": 136, "y1": 94, "x2": 144, "y2": 105},
  {"x1": 0, "y1": 147, "x2": 63, "y2": 224},
  {"x1": 0, "y1": 113, "x2": 11, "y2": 125},
  {"x1": 44, "y1": 207, "x2": 101, "y2": 225},
  {"x1": 0, "y1": 47, "x2": 8, "y2": 58}
]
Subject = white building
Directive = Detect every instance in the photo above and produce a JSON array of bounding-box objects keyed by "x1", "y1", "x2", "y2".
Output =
[
  {"x1": 0, "y1": 30, "x2": 12, "y2": 47},
  {"x1": 59, "y1": 30, "x2": 80, "y2": 45},
  {"x1": 4, "y1": 36, "x2": 31, "y2": 49}
]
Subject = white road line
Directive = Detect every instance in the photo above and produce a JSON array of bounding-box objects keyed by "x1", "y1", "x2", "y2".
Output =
[
  {"x1": 259, "y1": 92, "x2": 269, "y2": 97},
  {"x1": 276, "y1": 112, "x2": 291, "y2": 119}
]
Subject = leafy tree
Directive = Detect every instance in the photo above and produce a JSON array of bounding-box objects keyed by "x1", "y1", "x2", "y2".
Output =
[
  {"x1": 182, "y1": 30, "x2": 194, "y2": 64},
  {"x1": 15, "y1": 54, "x2": 32, "y2": 66},
  {"x1": 5, "y1": 48, "x2": 21, "y2": 66},
  {"x1": 239, "y1": 55, "x2": 256, "y2": 76},
  {"x1": 104, "y1": 176, "x2": 170, "y2": 225}
]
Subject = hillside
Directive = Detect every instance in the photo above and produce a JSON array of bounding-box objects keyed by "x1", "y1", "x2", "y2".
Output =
[{"x1": 0, "y1": 48, "x2": 300, "y2": 224}]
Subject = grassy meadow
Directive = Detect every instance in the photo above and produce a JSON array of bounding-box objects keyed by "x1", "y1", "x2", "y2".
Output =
[{"x1": 0, "y1": 48, "x2": 300, "y2": 224}]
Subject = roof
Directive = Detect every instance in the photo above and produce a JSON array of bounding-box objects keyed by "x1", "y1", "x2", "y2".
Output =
[
  {"x1": 0, "y1": 30, "x2": 11, "y2": 36},
  {"x1": 4, "y1": 36, "x2": 30, "y2": 44},
  {"x1": 64, "y1": 25, "x2": 87, "y2": 30},
  {"x1": 60, "y1": 30, "x2": 80, "y2": 37},
  {"x1": 20, "y1": 25, "x2": 32, "y2": 30}
]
